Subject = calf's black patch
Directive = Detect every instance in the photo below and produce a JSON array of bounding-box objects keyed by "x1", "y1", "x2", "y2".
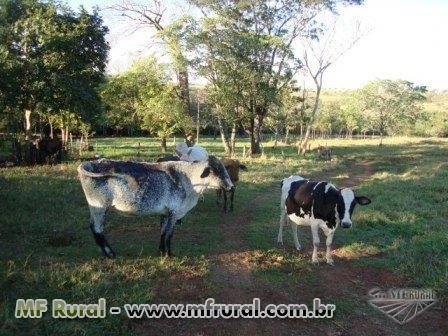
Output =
[{"x1": 286, "y1": 180, "x2": 345, "y2": 229}]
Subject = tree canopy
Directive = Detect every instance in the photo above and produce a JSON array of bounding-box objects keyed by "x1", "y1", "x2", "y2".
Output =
[{"x1": 0, "y1": 0, "x2": 109, "y2": 140}]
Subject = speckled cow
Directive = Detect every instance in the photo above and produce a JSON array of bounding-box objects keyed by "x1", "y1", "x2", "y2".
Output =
[{"x1": 78, "y1": 156, "x2": 234, "y2": 258}]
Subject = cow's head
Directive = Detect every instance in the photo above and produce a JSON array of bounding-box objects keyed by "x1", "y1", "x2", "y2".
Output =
[
  {"x1": 223, "y1": 159, "x2": 248, "y2": 183},
  {"x1": 337, "y1": 188, "x2": 371, "y2": 228},
  {"x1": 200, "y1": 155, "x2": 234, "y2": 191}
]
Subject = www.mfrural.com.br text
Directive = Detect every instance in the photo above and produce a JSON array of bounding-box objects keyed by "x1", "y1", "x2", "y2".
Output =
[{"x1": 14, "y1": 298, "x2": 336, "y2": 319}]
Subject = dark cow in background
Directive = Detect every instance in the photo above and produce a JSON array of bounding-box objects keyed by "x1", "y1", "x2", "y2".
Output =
[
  {"x1": 37, "y1": 138, "x2": 63, "y2": 164},
  {"x1": 78, "y1": 156, "x2": 234, "y2": 258},
  {"x1": 278, "y1": 175, "x2": 371, "y2": 265},
  {"x1": 26, "y1": 138, "x2": 63, "y2": 165},
  {"x1": 217, "y1": 158, "x2": 248, "y2": 212}
]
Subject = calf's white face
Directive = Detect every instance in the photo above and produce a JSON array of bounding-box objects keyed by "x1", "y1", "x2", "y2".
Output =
[{"x1": 339, "y1": 188, "x2": 371, "y2": 228}]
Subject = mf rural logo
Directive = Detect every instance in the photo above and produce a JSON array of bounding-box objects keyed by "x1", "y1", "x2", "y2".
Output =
[{"x1": 368, "y1": 287, "x2": 436, "y2": 324}]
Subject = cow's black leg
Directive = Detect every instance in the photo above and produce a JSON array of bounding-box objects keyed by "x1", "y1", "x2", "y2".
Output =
[
  {"x1": 166, "y1": 231, "x2": 174, "y2": 257},
  {"x1": 160, "y1": 213, "x2": 176, "y2": 257},
  {"x1": 223, "y1": 190, "x2": 228, "y2": 213},
  {"x1": 165, "y1": 214, "x2": 176, "y2": 257},
  {"x1": 216, "y1": 189, "x2": 222, "y2": 205},
  {"x1": 159, "y1": 233, "x2": 166, "y2": 255},
  {"x1": 159, "y1": 216, "x2": 167, "y2": 255},
  {"x1": 230, "y1": 188, "x2": 235, "y2": 211},
  {"x1": 89, "y1": 206, "x2": 115, "y2": 259},
  {"x1": 90, "y1": 225, "x2": 116, "y2": 259}
]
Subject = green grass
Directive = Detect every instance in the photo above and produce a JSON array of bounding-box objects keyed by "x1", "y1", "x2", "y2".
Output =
[{"x1": 1, "y1": 136, "x2": 448, "y2": 334}]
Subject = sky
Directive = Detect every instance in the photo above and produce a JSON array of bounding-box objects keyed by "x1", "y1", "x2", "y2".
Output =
[{"x1": 65, "y1": 0, "x2": 448, "y2": 90}]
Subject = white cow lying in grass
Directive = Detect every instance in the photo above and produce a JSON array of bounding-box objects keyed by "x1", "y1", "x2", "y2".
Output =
[{"x1": 175, "y1": 142, "x2": 208, "y2": 162}]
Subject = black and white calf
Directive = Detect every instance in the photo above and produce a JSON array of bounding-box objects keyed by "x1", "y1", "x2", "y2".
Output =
[
  {"x1": 78, "y1": 156, "x2": 234, "y2": 258},
  {"x1": 277, "y1": 176, "x2": 371, "y2": 265}
]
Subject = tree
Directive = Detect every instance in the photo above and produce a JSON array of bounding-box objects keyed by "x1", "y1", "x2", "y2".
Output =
[
  {"x1": 100, "y1": 74, "x2": 140, "y2": 135},
  {"x1": 138, "y1": 85, "x2": 183, "y2": 152},
  {"x1": 299, "y1": 14, "x2": 363, "y2": 154},
  {"x1": 101, "y1": 56, "x2": 183, "y2": 151},
  {"x1": 0, "y1": 0, "x2": 109, "y2": 142},
  {"x1": 111, "y1": 0, "x2": 192, "y2": 136},
  {"x1": 191, "y1": 0, "x2": 362, "y2": 155},
  {"x1": 357, "y1": 79, "x2": 427, "y2": 145}
]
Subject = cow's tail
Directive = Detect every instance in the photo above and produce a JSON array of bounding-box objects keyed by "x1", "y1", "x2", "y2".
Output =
[{"x1": 77, "y1": 160, "x2": 117, "y2": 178}]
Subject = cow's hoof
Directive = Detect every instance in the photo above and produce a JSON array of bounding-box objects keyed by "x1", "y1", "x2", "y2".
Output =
[
  {"x1": 159, "y1": 251, "x2": 172, "y2": 258},
  {"x1": 104, "y1": 247, "x2": 116, "y2": 259},
  {"x1": 294, "y1": 245, "x2": 301, "y2": 251},
  {"x1": 326, "y1": 259, "x2": 335, "y2": 266},
  {"x1": 312, "y1": 258, "x2": 319, "y2": 265}
]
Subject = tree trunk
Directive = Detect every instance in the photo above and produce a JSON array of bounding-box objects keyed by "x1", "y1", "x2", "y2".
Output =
[
  {"x1": 61, "y1": 128, "x2": 65, "y2": 147},
  {"x1": 24, "y1": 109, "x2": 32, "y2": 140},
  {"x1": 178, "y1": 69, "x2": 191, "y2": 136},
  {"x1": 217, "y1": 114, "x2": 231, "y2": 155},
  {"x1": 161, "y1": 137, "x2": 167, "y2": 152},
  {"x1": 49, "y1": 120, "x2": 54, "y2": 139},
  {"x1": 65, "y1": 126, "x2": 69, "y2": 147},
  {"x1": 250, "y1": 113, "x2": 263, "y2": 155},
  {"x1": 196, "y1": 98, "x2": 200, "y2": 144},
  {"x1": 285, "y1": 128, "x2": 290, "y2": 144},
  {"x1": 230, "y1": 122, "x2": 237, "y2": 155},
  {"x1": 300, "y1": 85, "x2": 322, "y2": 155}
]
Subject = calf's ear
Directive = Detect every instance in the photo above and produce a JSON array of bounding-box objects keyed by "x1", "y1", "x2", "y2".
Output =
[
  {"x1": 239, "y1": 164, "x2": 248, "y2": 171},
  {"x1": 355, "y1": 196, "x2": 371, "y2": 205},
  {"x1": 200, "y1": 167, "x2": 211, "y2": 178}
]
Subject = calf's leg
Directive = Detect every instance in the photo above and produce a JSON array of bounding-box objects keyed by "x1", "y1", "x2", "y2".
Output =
[
  {"x1": 311, "y1": 224, "x2": 320, "y2": 264},
  {"x1": 89, "y1": 206, "x2": 115, "y2": 259},
  {"x1": 277, "y1": 206, "x2": 287, "y2": 244},
  {"x1": 290, "y1": 220, "x2": 301, "y2": 250},
  {"x1": 323, "y1": 228, "x2": 335, "y2": 266}
]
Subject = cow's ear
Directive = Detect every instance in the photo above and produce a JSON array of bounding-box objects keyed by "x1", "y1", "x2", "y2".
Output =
[
  {"x1": 200, "y1": 167, "x2": 211, "y2": 178},
  {"x1": 239, "y1": 164, "x2": 248, "y2": 172},
  {"x1": 356, "y1": 196, "x2": 371, "y2": 205}
]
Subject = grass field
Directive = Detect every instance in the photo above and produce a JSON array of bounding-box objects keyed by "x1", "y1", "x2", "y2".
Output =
[{"x1": 1, "y1": 136, "x2": 447, "y2": 335}]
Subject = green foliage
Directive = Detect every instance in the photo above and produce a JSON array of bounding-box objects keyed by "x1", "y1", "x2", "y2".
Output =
[
  {"x1": 357, "y1": 79, "x2": 427, "y2": 139},
  {"x1": 0, "y1": 0, "x2": 109, "y2": 134},
  {"x1": 189, "y1": 0, "x2": 361, "y2": 153},
  {"x1": 100, "y1": 56, "x2": 183, "y2": 140}
]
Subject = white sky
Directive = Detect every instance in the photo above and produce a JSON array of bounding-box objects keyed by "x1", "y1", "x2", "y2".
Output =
[{"x1": 66, "y1": 0, "x2": 448, "y2": 90}]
